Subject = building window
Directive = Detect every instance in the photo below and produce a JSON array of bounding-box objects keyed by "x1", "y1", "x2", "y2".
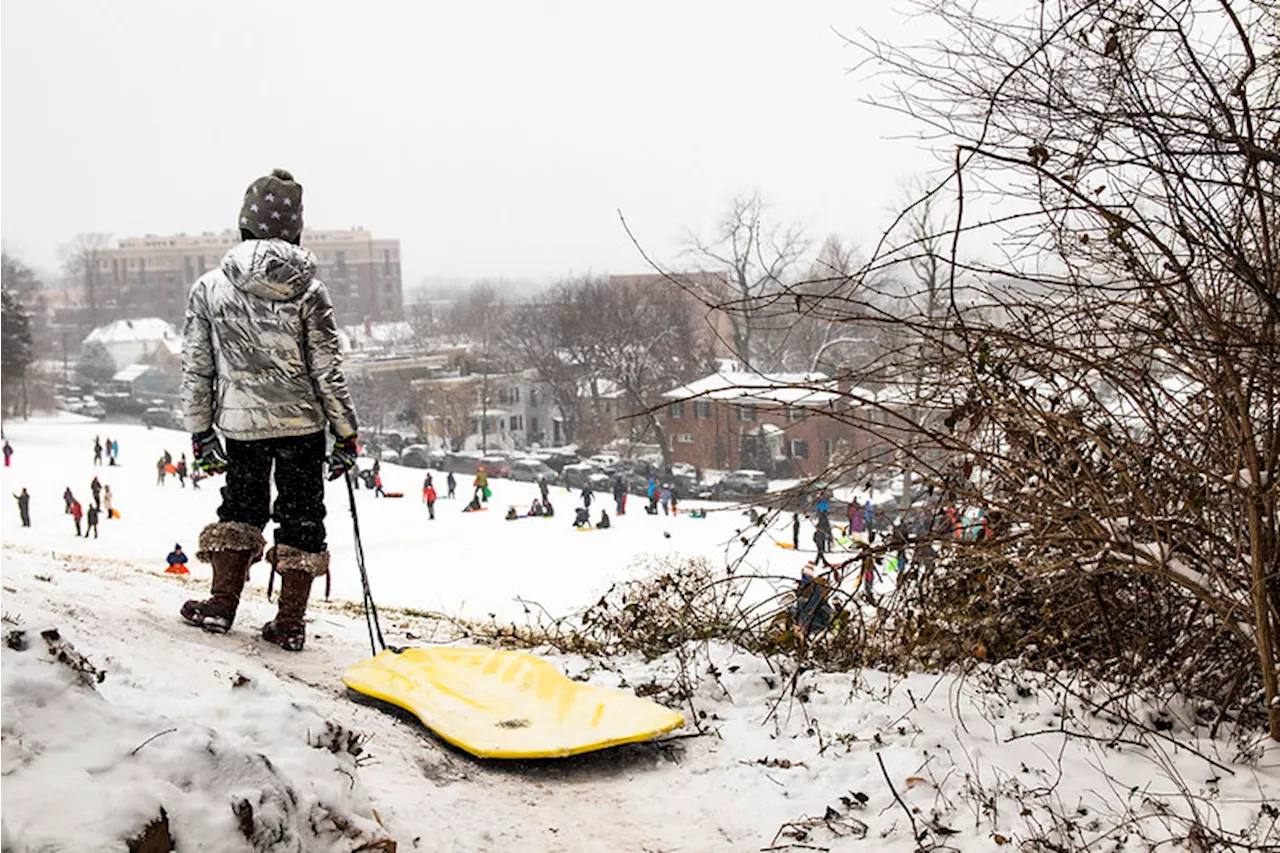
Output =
[
  {"x1": 790, "y1": 439, "x2": 809, "y2": 459},
  {"x1": 668, "y1": 402, "x2": 685, "y2": 418},
  {"x1": 824, "y1": 438, "x2": 834, "y2": 457},
  {"x1": 184, "y1": 257, "x2": 194, "y2": 281},
  {"x1": 677, "y1": 433, "x2": 694, "y2": 443},
  {"x1": 694, "y1": 400, "x2": 711, "y2": 419},
  {"x1": 736, "y1": 405, "x2": 757, "y2": 422},
  {"x1": 786, "y1": 407, "x2": 807, "y2": 422},
  {"x1": 383, "y1": 249, "x2": 392, "y2": 275},
  {"x1": 510, "y1": 415, "x2": 524, "y2": 431},
  {"x1": 336, "y1": 250, "x2": 347, "y2": 278},
  {"x1": 530, "y1": 416, "x2": 539, "y2": 435}
]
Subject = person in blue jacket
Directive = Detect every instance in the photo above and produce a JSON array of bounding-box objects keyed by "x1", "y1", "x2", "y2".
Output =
[{"x1": 166, "y1": 543, "x2": 190, "y2": 574}]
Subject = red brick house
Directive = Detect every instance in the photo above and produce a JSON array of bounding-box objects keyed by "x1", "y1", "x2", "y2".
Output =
[{"x1": 660, "y1": 371, "x2": 893, "y2": 477}]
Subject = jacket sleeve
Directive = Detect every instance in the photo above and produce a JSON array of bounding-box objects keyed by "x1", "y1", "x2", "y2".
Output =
[
  {"x1": 302, "y1": 281, "x2": 359, "y2": 437},
  {"x1": 181, "y1": 281, "x2": 216, "y2": 434}
]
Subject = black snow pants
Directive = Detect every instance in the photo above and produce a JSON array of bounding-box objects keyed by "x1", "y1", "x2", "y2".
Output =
[{"x1": 218, "y1": 431, "x2": 327, "y2": 554}]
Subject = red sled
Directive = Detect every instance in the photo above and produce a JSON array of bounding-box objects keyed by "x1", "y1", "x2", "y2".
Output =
[{"x1": 383, "y1": 491, "x2": 404, "y2": 498}]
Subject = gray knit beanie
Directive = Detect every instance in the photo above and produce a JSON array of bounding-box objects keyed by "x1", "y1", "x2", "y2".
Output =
[{"x1": 239, "y1": 168, "x2": 304, "y2": 243}]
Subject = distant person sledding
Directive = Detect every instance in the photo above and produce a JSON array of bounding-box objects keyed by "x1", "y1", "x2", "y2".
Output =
[{"x1": 166, "y1": 544, "x2": 190, "y2": 575}]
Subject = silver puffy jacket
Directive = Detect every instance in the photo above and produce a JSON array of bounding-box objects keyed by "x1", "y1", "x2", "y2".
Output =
[{"x1": 182, "y1": 240, "x2": 358, "y2": 441}]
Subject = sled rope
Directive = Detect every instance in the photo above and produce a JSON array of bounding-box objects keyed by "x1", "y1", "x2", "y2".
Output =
[{"x1": 347, "y1": 473, "x2": 387, "y2": 657}]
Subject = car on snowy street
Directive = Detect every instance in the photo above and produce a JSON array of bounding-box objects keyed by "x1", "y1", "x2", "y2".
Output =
[
  {"x1": 398, "y1": 445, "x2": 446, "y2": 469},
  {"x1": 561, "y1": 461, "x2": 609, "y2": 489},
  {"x1": 509, "y1": 459, "x2": 557, "y2": 483},
  {"x1": 141, "y1": 407, "x2": 183, "y2": 429},
  {"x1": 477, "y1": 454, "x2": 512, "y2": 478},
  {"x1": 718, "y1": 469, "x2": 770, "y2": 495}
]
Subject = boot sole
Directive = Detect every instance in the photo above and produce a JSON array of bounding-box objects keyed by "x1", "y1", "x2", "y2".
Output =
[{"x1": 180, "y1": 614, "x2": 232, "y2": 634}]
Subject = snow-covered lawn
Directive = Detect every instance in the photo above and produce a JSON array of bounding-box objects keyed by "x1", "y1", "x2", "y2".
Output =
[{"x1": 2, "y1": 415, "x2": 1277, "y2": 851}]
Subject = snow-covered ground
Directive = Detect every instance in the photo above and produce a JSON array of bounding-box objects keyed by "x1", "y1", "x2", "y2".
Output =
[
  {"x1": 1, "y1": 417, "x2": 807, "y2": 624},
  {"x1": 2, "y1": 415, "x2": 1278, "y2": 851}
]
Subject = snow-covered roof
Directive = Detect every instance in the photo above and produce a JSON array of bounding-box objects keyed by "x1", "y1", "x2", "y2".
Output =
[
  {"x1": 662, "y1": 371, "x2": 846, "y2": 408},
  {"x1": 111, "y1": 364, "x2": 155, "y2": 383},
  {"x1": 342, "y1": 322, "x2": 416, "y2": 350},
  {"x1": 85, "y1": 318, "x2": 180, "y2": 347}
]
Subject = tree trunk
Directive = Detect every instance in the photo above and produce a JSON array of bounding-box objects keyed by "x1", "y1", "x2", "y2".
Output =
[
  {"x1": 1248, "y1": 496, "x2": 1280, "y2": 739},
  {"x1": 648, "y1": 411, "x2": 673, "y2": 473}
]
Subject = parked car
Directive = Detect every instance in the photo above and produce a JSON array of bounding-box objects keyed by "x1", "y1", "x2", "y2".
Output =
[
  {"x1": 718, "y1": 469, "x2": 770, "y2": 495},
  {"x1": 587, "y1": 453, "x2": 622, "y2": 472},
  {"x1": 477, "y1": 454, "x2": 512, "y2": 478},
  {"x1": 536, "y1": 450, "x2": 581, "y2": 473},
  {"x1": 509, "y1": 458, "x2": 557, "y2": 483},
  {"x1": 75, "y1": 397, "x2": 107, "y2": 419},
  {"x1": 670, "y1": 462, "x2": 698, "y2": 480},
  {"x1": 561, "y1": 462, "x2": 600, "y2": 489},
  {"x1": 141, "y1": 407, "x2": 183, "y2": 429},
  {"x1": 398, "y1": 445, "x2": 446, "y2": 469}
]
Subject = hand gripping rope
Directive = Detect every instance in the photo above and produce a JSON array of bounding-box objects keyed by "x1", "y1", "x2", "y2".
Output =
[{"x1": 346, "y1": 472, "x2": 390, "y2": 657}]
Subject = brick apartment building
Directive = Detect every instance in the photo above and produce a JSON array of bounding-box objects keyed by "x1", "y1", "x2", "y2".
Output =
[
  {"x1": 661, "y1": 371, "x2": 898, "y2": 477},
  {"x1": 607, "y1": 272, "x2": 737, "y2": 360},
  {"x1": 84, "y1": 228, "x2": 403, "y2": 328}
]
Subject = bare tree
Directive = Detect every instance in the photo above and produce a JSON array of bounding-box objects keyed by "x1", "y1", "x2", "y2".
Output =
[
  {"x1": 499, "y1": 278, "x2": 597, "y2": 445},
  {"x1": 582, "y1": 277, "x2": 711, "y2": 470},
  {"x1": 681, "y1": 192, "x2": 808, "y2": 370},
  {"x1": 60, "y1": 233, "x2": 112, "y2": 315},
  {"x1": 839, "y1": 0, "x2": 1280, "y2": 736}
]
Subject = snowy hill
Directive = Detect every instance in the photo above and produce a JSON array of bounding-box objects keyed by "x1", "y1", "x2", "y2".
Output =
[{"x1": 2, "y1": 415, "x2": 1277, "y2": 851}]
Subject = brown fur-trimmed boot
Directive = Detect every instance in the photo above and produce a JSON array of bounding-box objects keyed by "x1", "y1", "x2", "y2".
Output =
[
  {"x1": 180, "y1": 522, "x2": 265, "y2": 633},
  {"x1": 261, "y1": 544, "x2": 329, "y2": 652}
]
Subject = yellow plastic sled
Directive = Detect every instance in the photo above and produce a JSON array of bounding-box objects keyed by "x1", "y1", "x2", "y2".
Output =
[{"x1": 342, "y1": 647, "x2": 685, "y2": 758}]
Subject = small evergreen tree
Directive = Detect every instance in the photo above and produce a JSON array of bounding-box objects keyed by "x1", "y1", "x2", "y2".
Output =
[{"x1": 1, "y1": 287, "x2": 34, "y2": 418}]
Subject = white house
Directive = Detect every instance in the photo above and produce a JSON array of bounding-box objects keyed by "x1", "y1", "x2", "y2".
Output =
[{"x1": 83, "y1": 318, "x2": 181, "y2": 369}]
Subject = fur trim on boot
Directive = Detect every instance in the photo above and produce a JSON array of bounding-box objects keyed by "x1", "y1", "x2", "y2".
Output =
[
  {"x1": 196, "y1": 521, "x2": 265, "y2": 563},
  {"x1": 266, "y1": 543, "x2": 330, "y2": 578}
]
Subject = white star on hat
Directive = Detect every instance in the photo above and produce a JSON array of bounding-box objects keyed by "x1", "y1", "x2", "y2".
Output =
[
  {"x1": 264, "y1": 193, "x2": 275, "y2": 202},
  {"x1": 258, "y1": 222, "x2": 269, "y2": 231},
  {"x1": 282, "y1": 198, "x2": 292, "y2": 206},
  {"x1": 250, "y1": 203, "x2": 259, "y2": 213},
  {"x1": 240, "y1": 216, "x2": 248, "y2": 224},
  {"x1": 271, "y1": 211, "x2": 281, "y2": 219},
  {"x1": 291, "y1": 214, "x2": 298, "y2": 221}
]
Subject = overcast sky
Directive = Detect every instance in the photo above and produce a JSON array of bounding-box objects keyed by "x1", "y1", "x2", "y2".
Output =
[{"x1": 2, "y1": 1, "x2": 944, "y2": 289}]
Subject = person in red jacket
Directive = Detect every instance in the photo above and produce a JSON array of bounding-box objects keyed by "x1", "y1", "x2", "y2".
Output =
[
  {"x1": 70, "y1": 499, "x2": 83, "y2": 537},
  {"x1": 424, "y1": 484, "x2": 437, "y2": 520}
]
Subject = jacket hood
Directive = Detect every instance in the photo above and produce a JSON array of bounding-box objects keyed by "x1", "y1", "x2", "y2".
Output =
[{"x1": 221, "y1": 240, "x2": 317, "y2": 301}]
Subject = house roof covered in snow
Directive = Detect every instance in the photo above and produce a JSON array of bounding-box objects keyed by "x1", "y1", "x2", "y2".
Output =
[
  {"x1": 662, "y1": 371, "x2": 852, "y2": 408},
  {"x1": 341, "y1": 321, "x2": 416, "y2": 351},
  {"x1": 111, "y1": 364, "x2": 157, "y2": 383},
  {"x1": 85, "y1": 318, "x2": 181, "y2": 349}
]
